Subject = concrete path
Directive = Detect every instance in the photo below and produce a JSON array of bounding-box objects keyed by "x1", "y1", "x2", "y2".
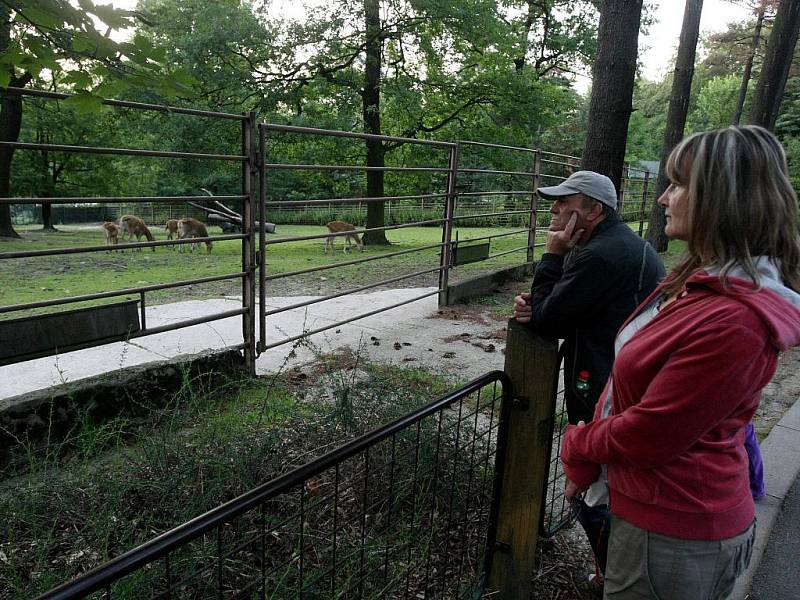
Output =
[{"x1": 734, "y1": 397, "x2": 800, "y2": 600}]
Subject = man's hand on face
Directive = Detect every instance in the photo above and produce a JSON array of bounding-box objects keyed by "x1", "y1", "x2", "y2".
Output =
[
  {"x1": 513, "y1": 293, "x2": 532, "y2": 323},
  {"x1": 545, "y1": 212, "x2": 585, "y2": 256}
]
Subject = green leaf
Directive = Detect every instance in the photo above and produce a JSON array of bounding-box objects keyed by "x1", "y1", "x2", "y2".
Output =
[
  {"x1": 16, "y1": 6, "x2": 63, "y2": 30},
  {"x1": 0, "y1": 71, "x2": 11, "y2": 89},
  {"x1": 62, "y1": 90, "x2": 104, "y2": 114}
]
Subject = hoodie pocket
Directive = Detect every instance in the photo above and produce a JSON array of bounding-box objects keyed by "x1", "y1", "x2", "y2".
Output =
[{"x1": 613, "y1": 467, "x2": 660, "y2": 504}]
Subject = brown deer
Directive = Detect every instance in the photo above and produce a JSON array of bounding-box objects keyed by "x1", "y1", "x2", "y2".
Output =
[
  {"x1": 178, "y1": 217, "x2": 213, "y2": 254},
  {"x1": 119, "y1": 215, "x2": 155, "y2": 251},
  {"x1": 165, "y1": 219, "x2": 179, "y2": 243},
  {"x1": 324, "y1": 220, "x2": 363, "y2": 254},
  {"x1": 101, "y1": 221, "x2": 120, "y2": 248}
]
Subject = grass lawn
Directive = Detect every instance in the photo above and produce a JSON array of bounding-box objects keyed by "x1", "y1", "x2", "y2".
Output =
[{"x1": 0, "y1": 223, "x2": 540, "y2": 317}]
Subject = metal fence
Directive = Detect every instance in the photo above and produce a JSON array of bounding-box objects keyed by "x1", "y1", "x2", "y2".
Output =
[
  {"x1": 0, "y1": 87, "x2": 258, "y2": 371},
  {"x1": 38, "y1": 371, "x2": 510, "y2": 600},
  {"x1": 1, "y1": 88, "x2": 654, "y2": 376}
]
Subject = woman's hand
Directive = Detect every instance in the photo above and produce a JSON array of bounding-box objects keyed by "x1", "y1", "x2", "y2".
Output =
[
  {"x1": 564, "y1": 421, "x2": 589, "y2": 500},
  {"x1": 565, "y1": 477, "x2": 587, "y2": 501}
]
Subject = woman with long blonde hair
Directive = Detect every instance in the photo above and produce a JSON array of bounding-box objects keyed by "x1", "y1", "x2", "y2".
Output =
[{"x1": 561, "y1": 125, "x2": 800, "y2": 599}]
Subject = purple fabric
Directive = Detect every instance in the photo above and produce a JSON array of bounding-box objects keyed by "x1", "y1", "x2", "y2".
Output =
[{"x1": 745, "y1": 422, "x2": 766, "y2": 500}]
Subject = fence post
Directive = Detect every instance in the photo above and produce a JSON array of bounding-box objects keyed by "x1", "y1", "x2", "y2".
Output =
[
  {"x1": 486, "y1": 319, "x2": 558, "y2": 598},
  {"x1": 618, "y1": 165, "x2": 627, "y2": 216},
  {"x1": 242, "y1": 111, "x2": 257, "y2": 374},
  {"x1": 257, "y1": 123, "x2": 267, "y2": 354},
  {"x1": 437, "y1": 142, "x2": 459, "y2": 307},
  {"x1": 527, "y1": 150, "x2": 541, "y2": 265},
  {"x1": 638, "y1": 170, "x2": 650, "y2": 237}
]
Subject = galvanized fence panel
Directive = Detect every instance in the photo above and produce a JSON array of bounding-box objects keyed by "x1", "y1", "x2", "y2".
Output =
[
  {"x1": 0, "y1": 87, "x2": 256, "y2": 370},
  {"x1": 38, "y1": 371, "x2": 510, "y2": 600}
]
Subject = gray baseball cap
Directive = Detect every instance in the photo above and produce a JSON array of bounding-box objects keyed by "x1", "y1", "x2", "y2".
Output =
[{"x1": 537, "y1": 170, "x2": 618, "y2": 210}]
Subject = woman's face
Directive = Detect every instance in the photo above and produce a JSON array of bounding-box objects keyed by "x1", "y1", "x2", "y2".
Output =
[{"x1": 657, "y1": 180, "x2": 689, "y2": 240}]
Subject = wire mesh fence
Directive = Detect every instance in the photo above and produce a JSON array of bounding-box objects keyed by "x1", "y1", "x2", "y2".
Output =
[{"x1": 39, "y1": 372, "x2": 509, "y2": 600}]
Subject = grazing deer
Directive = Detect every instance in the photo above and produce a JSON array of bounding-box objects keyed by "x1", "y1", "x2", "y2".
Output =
[
  {"x1": 178, "y1": 217, "x2": 213, "y2": 254},
  {"x1": 324, "y1": 220, "x2": 363, "y2": 254},
  {"x1": 102, "y1": 221, "x2": 120, "y2": 248},
  {"x1": 165, "y1": 219, "x2": 179, "y2": 242},
  {"x1": 119, "y1": 215, "x2": 155, "y2": 251}
]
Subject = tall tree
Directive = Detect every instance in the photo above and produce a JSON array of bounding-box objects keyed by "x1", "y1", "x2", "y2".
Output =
[
  {"x1": 731, "y1": 2, "x2": 777, "y2": 124},
  {"x1": 750, "y1": 0, "x2": 800, "y2": 128},
  {"x1": 361, "y1": 0, "x2": 388, "y2": 244},
  {"x1": 581, "y1": 0, "x2": 644, "y2": 191},
  {"x1": 0, "y1": 1, "x2": 188, "y2": 238},
  {"x1": 646, "y1": 0, "x2": 704, "y2": 252}
]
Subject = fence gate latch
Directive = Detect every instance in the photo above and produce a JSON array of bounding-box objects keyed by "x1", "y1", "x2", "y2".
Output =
[{"x1": 511, "y1": 395, "x2": 529, "y2": 410}]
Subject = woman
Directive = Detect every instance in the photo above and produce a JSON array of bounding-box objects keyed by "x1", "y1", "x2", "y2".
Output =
[{"x1": 561, "y1": 125, "x2": 800, "y2": 599}]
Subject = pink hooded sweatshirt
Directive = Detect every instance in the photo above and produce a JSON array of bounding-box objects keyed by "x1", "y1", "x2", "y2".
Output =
[{"x1": 561, "y1": 259, "x2": 800, "y2": 540}]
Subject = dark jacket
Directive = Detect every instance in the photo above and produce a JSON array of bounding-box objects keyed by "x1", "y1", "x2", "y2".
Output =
[{"x1": 529, "y1": 213, "x2": 664, "y2": 424}]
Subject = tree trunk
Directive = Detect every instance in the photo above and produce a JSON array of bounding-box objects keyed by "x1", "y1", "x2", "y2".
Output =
[
  {"x1": 733, "y1": 7, "x2": 765, "y2": 126},
  {"x1": 750, "y1": 0, "x2": 800, "y2": 129},
  {"x1": 0, "y1": 87, "x2": 23, "y2": 238},
  {"x1": 362, "y1": 0, "x2": 389, "y2": 245},
  {"x1": 0, "y1": 7, "x2": 24, "y2": 238},
  {"x1": 38, "y1": 132, "x2": 58, "y2": 232},
  {"x1": 581, "y1": 0, "x2": 643, "y2": 192},
  {"x1": 646, "y1": 0, "x2": 704, "y2": 252}
]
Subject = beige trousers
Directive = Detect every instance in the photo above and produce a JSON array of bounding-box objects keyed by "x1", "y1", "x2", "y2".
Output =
[{"x1": 604, "y1": 515, "x2": 755, "y2": 600}]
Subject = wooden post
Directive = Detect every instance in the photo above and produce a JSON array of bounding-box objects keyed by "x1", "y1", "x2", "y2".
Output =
[{"x1": 487, "y1": 319, "x2": 558, "y2": 598}]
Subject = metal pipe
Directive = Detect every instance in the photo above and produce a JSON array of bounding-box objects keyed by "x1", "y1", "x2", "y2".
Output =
[
  {"x1": 242, "y1": 111, "x2": 256, "y2": 373},
  {"x1": 5, "y1": 86, "x2": 247, "y2": 120},
  {"x1": 0, "y1": 195, "x2": 246, "y2": 206},
  {"x1": 0, "y1": 234, "x2": 246, "y2": 259},
  {"x1": 451, "y1": 210, "x2": 530, "y2": 221},
  {"x1": 438, "y1": 143, "x2": 459, "y2": 306},
  {"x1": 455, "y1": 191, "x2": 533, "y2": 197},
  {"x1": 639, "y1": 171, "x2": 651, "y2": 237},
  {"x1": 258, "y1": 124, "x2": 268, "y2": 353},
  {"x1": 263, "y1": 266, "x2": 443, "y2": 317},
  {"x1": 264, "y1": 219, "x2": 444, "y2": 245},
  {"x1": 486, "y1": 246, "x2": 530, "y2": 260},
  {"x1": 261, "y1": 290, "x2": 439, "y2": 350},
  {"x1": 0, "y1": 272, "x2": 246, "y2": 314},
  {"x1": 0, "y1": 140, "x2": 246, "y2": 161},
  {"x1": 264, "y1": 163, "x2": 449, "y2": 173},
  {"x1": 457, "y1": 140, "x2": 537, "y2": 153},
  {"x1": 529, "y1": 150, "x2": 542, "y2": 264},
  {"x1": 263, "y1": 192, "x2": 448, "y2": 207},
  {"x1": 262, "y1": 123, "x2": 456, "y2": 148},
  {"x1": 458, "y1": 168, "x2": 533, "y2": 177},
  {"x1": 451, "y1": 229, "x2": 529, "y2": 244},
  {"x1": 264, "y1": 242, "x2": 445, "y2": 281}
]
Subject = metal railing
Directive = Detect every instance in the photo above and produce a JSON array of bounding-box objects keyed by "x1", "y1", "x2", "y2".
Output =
[
  {"x1": 0, "y1": 87, "x2": 258, "y2": 371},
  {"x1": 38, "y1": 371, "x2": 510, "y2": 600}
]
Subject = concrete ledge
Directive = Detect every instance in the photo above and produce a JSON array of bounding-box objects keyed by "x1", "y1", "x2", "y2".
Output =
[
  {"x1": 732, "y1": 398, "x2": 800, "y2": 600},
  {"x1": 0, "y1": 348, "x2": 246, "y2": 472},
  {"x1": 446, "y1": 263, "x2": 533, "y2": 305}
]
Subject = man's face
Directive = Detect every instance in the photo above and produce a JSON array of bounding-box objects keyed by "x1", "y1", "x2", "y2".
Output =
[{"x1": 548, "y1": 193, "x2": 593, "y2": 232}]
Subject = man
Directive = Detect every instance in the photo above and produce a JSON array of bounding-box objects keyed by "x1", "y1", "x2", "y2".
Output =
[
  {"x1": 513, "y1": 170, "x2": 665, "y2": 583},
  {"x1": 513, "y1": 170, "x2": 664, "y2": 424}
]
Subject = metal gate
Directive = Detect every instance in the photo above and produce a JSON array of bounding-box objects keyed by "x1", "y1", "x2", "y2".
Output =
[{"x1": 0, "y1": 89, "x2": 258, "y2": 373}]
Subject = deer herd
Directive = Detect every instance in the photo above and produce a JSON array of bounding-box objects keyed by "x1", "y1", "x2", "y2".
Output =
[
  {"x1": 101, "y1": 216, "x2": 213, "y2": 254},
  {"x1": 100, "y1": 216, "x2": 363, "y2": 255}
]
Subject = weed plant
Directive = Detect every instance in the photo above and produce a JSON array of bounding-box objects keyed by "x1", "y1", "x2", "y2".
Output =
[{"x1": 0, "y1": 344, "x2": 499, "y2": 599}]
